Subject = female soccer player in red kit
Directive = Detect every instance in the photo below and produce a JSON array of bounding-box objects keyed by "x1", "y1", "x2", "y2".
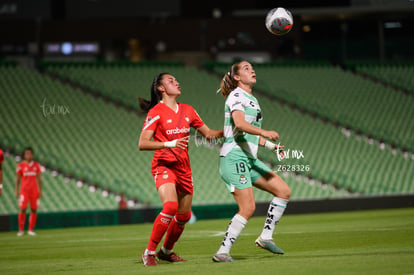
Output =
[
  {"x1": 138, "y1": 73, "x2": 223, "y2": 266},
  {"x1": 15, "y1": 147, "x2": 42, "y2": 236}
]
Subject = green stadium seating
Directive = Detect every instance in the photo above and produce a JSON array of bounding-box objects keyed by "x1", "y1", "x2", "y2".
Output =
[
  {"x1": 0, "y1": 155, "x2": 118, "y2": 214},
  {"x1": 1, "y1": 61, "x2": 413, "y2": 215},
  {"x1": 0, "y1": 66, "x2": 157, "y2": 205},
  {"x1": 350, "y1": 61, "x2": 414, "y2": 94},
  {"x1": 41, "y1": 62, "x2": 414, "y2": 198},
  {"x1": 211, "y1": 62, "x2": 414, "y2": 152}
]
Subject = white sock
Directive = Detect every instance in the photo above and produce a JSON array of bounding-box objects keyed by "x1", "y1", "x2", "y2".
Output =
[
  {"x1": 260, "y1": 197, "x2": 288, "y2": 240},
  {"x1": 161, "y1": 246, "x2": 172, "y2": 255},
  {"x1": 144, "y1": 249, "x2": 156, "y2": 256},
  {"x1": 217, "y1": 214, "x2": 247, "y2": 255}
]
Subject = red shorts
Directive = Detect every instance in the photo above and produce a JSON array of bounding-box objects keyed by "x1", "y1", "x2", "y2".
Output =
[
  {"x1": 19, "y1": 191, "x2": 39, "y2": 210},
  {"x1": 152, "y1": 166, "x2": 193, "y2": 195}
]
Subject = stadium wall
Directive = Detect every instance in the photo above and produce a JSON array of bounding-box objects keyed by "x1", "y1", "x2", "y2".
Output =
[{"x1": 0, "y1": 195, "x2": 413, "y2": 232}]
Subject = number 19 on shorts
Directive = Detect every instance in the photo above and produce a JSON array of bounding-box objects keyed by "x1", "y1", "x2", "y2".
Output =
[{"x1": 235, "y1": 162, "x2": 246, "y2": 173}]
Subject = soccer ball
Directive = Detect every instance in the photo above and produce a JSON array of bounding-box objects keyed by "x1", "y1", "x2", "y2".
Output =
[{"x1": 265, "y1": 7, "x2": 293, "y2": 36}]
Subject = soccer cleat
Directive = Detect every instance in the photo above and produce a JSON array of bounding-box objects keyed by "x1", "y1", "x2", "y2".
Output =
[
  {"x1": 212, "y1": 253, "x2": 235, "y2": 262},
  {"x1": 17, "y1": 231, "x2": 24, "y2": 237},
  {"x1": 255, "y1": 237, "x2": 284, "y2": 254},
  {"x1": 142, "y1": 251, "x2": 158, "y2": 267},
  {"x1": 157, "y1": 250, "x2": 186, "y2": 262},
  {"x1": 28, "y1": 231, "x2": 37, "y2": 236}
]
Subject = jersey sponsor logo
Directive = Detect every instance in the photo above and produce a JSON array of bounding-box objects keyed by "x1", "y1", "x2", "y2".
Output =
[
  {"x1": 166, "y1": 127, "x2": 190, "y2": 135},
  {"x1": 256, "y1": 111, "x2": 262, "y2": 122},
  {"x1": 23, "y1": 172, "x2": 37, "y2": 176}
]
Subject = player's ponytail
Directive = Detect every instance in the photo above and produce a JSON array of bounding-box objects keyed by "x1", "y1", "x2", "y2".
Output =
[
  {"x1": 219, "y1": 62, "x2": 242, "y2": 98},
  {"x1": 138, "y1": 73, "x2": 168, "y2": 113}
]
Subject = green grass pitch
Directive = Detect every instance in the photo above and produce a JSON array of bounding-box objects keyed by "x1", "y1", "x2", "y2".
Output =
[{"x1": 1, "y1": 208, "x2": 413, "y2": 274}]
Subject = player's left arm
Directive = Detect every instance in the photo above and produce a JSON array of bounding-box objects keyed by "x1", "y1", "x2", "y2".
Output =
[
  {"x1": 196, "y1": 125, "x2": 223, "y2": 140},
  {"x1": 259, "y1": 136, "x2": 285, "y2": 158},
  {"x1": 36, "y1": 173, "x2": 42, "y2": 198},
  {"x1": 190, "y1": 106, "x2": 223, "y2": 140}
]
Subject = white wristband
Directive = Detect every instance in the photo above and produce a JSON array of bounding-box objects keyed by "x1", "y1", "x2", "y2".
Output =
[
  {"x1": 164, "y1": 140, "x2": 177, "y2": 148},
  {"x1": 264, "y1": 140, "x2": 276, "y2": 151}
]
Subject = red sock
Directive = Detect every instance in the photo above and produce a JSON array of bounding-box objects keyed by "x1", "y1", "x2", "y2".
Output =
[
  {"x1": 18, "y1": 212, "x2": 26, "y2": 231},
  {"x1": 146, "y1": 201, "x2": 178, "y2": 252},
  {"x1": 29, "y1": 213, "x2": 37, "y2": 231},
  {"x1": 163, "y1": 212, "x2": 192, "y2": 251}
]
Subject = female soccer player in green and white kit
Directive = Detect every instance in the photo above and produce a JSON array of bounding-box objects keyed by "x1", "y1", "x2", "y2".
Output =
[{"x1": 213, "y1": 61, "x2": 291, "y2": 262}]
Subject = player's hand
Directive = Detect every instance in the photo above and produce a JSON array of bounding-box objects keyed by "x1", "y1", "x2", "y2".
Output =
[
  {"x1": 175, "y1": 136, "x2": 189, "y2": 150},
  {"x1": 275, "y1": 144, "x2": 285, "y2": 159},
  {"x1": 261, "y1": 130, "x2": 279, "y2": 141}
]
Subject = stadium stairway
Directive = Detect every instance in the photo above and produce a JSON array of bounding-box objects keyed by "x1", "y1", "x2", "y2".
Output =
[
  {"x1": 208, "y1": 61, "x2": 414, "y2": 195},
  {"x1": 39, "y1": 61, "x2": 363, "y2": 198},
  {"x1": 209, "y1": 62, "x2": 414, "y2": 153},
  {"x1": 40, "y1": 61, "x2": 414, "y2": 197},
  {"x1": 2, "y1": 61, "x2": 413, "y2": 214},
  {"x1": 52, "y1": 61, "x2": 414, "y2": 195},
  {"x1": 347, "y1": 61, "x2": 414, "y2": 95}
]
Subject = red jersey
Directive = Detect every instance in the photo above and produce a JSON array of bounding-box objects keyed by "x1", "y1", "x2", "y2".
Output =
[
  {"x1": 0, "y1": 149, "x2": 3, "y2": 163},
  {"x1": 16, "y1": 161, "x2": 41, "y2": 194},
  {"x1": 142, "y1": 102, "x2": 205, "y2": 173}
]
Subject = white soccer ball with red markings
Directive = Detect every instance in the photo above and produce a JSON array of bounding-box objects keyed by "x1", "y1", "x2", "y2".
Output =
[{"x1": 265, "y1": 7, "x2": 293, "y2": 36}]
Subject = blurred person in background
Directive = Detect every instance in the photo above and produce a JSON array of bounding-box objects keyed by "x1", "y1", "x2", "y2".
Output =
[
  {"x1": 15, "y1": 147, "x2": 42, "y2": 236},
  {"x1": 118, "y1": 193, "x2": 128, "y2": 210}
]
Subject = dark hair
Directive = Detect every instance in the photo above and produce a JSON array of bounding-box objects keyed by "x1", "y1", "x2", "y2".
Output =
[
  {"x1": 138, "y1": 73, "x2": 169, "y2": 113},
  {"x1": 22, "y1": 147, "x2": 33, "y2": 158},
  {"x1": 219, "y1": 61, "x2": 243, "y2": 97}
]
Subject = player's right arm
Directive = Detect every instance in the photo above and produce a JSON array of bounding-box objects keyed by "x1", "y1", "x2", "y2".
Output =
[
  {"x1": 232, "y1": 110, "x2": 279, "y2": 141},
  {"x1": 15, "y1": 173, "x2": 21, "y2": 199},
  {"x1": 138, "y1": 130, "x2": 189, "y2": 151},
  {"x1": 139, "y1": 108, "x2": 188, "y2": 151}
]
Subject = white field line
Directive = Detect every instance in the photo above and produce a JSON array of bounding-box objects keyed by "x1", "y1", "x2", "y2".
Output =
[{"x1": 4, "y1": 226, "x2": 405, "y2": 244}]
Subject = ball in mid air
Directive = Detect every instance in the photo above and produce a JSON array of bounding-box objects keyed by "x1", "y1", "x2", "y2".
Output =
[{"x1": 265, "y1": 7, "x2": 294, "y2": 36}]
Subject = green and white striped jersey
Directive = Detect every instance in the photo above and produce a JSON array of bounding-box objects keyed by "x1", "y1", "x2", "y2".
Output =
[{"x1": 220, "y1": 87, "x2": 263, "y2": 159}]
